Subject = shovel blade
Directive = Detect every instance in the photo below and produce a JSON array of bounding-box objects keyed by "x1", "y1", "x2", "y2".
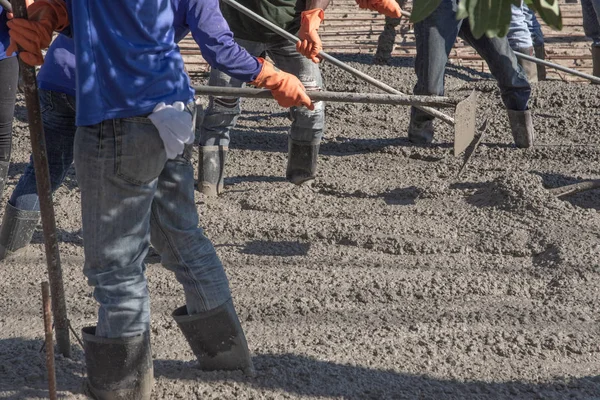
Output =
[{"x1": 453, "y1": 90, "x2": 478, "y2": 157}]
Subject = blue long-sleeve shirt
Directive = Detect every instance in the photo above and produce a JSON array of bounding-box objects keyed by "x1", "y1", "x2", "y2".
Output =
[
  {"x1": 57, "y1": 0, "x2": 261, "y2": 126},
  {"x1": 0, "y1": 6, "x2": 15, "y2": 60}
]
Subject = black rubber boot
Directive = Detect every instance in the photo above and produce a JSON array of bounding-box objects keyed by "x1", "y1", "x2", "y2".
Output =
[
  {"x1": 507, "y1": 109, "x2": 534, "y2": 148},
  {"x1": 515, "y1": 46, "x2": 538, "y2": 84},
  {"x1": 82, "y1": 326, "x2": 153, "y2": 400},
  {"x1": 286, "y1": 139, "x2": 319, "y2": 185},
  {"x1": 197, "y1": 145, "x2": 228, "y2": 197},
  {"x1": 593, "y1": 46, "x2": 600, "y2": 81},
  {"x1": 0, "y1": 161, "x2": 9, "y2": 200},
  {"x1": 534, "y1": 45, "x2": 547, "y2": 81},
  {"x1": 172, "y1": 299, "x2": 255, "y2": 376},
  {"x1": 0, "y1": 203, "x2": 40, "y2": 261},
  {"x1": 407, "y1": 118, "x2": 434, "y2": 144}
]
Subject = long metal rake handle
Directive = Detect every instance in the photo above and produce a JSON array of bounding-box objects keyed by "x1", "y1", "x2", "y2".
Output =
[{"x1": 194, "y1": 86, "x2": 459, "y2": 107}]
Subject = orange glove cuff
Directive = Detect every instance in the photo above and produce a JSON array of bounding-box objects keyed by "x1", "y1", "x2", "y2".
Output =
[
  {"x1": 28, "y1": 0, "x2": 70, "y2": 31},
  {"x1": 300, "y1": 8, "x2": 324, "y2": 31}
]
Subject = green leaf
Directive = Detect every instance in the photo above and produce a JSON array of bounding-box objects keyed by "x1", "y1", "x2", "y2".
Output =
[
  {"x1": 530, "y1": 0, "x2": 562, "y2": 30},
  {"x1": 468, "y1": 0, "x2": 515, "y2": 39},
  {"x1": 456, "y1": 0, "x2": 469, "y2": 20},
  {"x1": 410, "y1": 0, "x2": 442, "y2": 23}
]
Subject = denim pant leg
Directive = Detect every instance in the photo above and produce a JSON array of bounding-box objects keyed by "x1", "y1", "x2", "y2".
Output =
[
  {"x1": 508, "y1": 3, "x2": 533, "y2": 49},
  {"x1": 524, "y1": 6, "x2": 544, "y2": 47},
  {"x1": 199, "y1": 39, "x2": 267, "y2": 147},
  {"x1": 411, "y1": 0, "x2": 461, "y2": 125},
  {"x1": 268, "y1": 40, "x2": 325, "y2": 144},
  {"x1": 149, "y1": 149, "x2": 231, "y2": 314},
  {"x1": 582, "y1": 0, "x2": 600, "y2": 46},
  {"x1": 74, "y1": 117, "x2": 168, "y2": 338},
  {"x1": 459, "y1": 21, "x2": 531, "y2": 111},
  {"x1": 10, "y1": 89, "x2": 77, "y2": 211}
]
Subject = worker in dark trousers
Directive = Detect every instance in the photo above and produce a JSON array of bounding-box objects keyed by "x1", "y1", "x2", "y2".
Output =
[{"x1": 409, "y1": 0, "x2": 534, "y2": 148}]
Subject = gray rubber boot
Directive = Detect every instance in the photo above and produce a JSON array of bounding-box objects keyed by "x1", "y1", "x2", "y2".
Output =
[
  {"x1": 172, "y1": 299, "x2": 255, "y2": 376},
  {"x1": 593, "y1": 46, "x2": 600, "y2": 81},
  {"x1": 286, "y1": 139, "x2": 319, "y2": 185},
  {"x1": 0, "y1": 161, "x2": 9, "y2": 199},
  {"x1": 407, "y1": 118, "x2": 434, "y2": 145},
  {"x1": 82, "y1": 326, "x2": 153, "y2": 400},
  {"x1": 507, "y1": 109, "x2": 534, "y2": 148},
  {"x1": 0, "y1": 203, "x2": 40, "y2": 261},
  {"x1": 534, "y1": 45, "x2": 547, "y2": 81},
  {"x1": 197, "y1": 145, "x2": 228, "y2": 197},
  {"x1": 515, "y1": 47, "x2": 538, "y2": 84}
]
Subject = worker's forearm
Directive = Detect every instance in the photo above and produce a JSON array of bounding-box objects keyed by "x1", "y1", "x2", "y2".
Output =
[{"x1": 306, "y1": 0, "x2": 330, "y2": 11}]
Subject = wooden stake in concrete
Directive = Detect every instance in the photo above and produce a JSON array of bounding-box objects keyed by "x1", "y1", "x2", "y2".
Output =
[
  {"x1": 11, "y1": 0, "x2": 71, "y2": 357},
  {"x1": 42, "y1": 282, "x2": 58, "y2": 400}
]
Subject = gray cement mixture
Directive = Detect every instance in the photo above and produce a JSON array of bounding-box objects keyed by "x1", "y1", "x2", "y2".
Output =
[{"x1": 1, "y1": 56, "x2": 599, "y2": 399}]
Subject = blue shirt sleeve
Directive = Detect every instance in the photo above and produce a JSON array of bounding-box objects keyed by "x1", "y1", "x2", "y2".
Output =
[{"x1": 180, "y1": 0, "x2": 262, "y2": 83}]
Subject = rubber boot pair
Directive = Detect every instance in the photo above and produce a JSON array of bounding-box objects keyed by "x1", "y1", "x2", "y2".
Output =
[
  {"x1": 82, "y1": 300, "x2": 253, "y2": 399},
  {"x1": 286, "y1": 138, "x2": 319, "y2": 185},
  {"x1": 407, "y1": 110, "x2": 534, "y2": 148},
  {"x1": 514, "y1": 46, "x2": 538, "y2": 84},
  {"x1": 198, "y1": 139, "x2": 320, "y2": 194}
]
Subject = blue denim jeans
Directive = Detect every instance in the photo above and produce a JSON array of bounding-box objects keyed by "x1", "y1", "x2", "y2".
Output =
[
  {"x1": 74, "y1": 115, "x2": 232, "y2": 338},
  {"x1": 200, "y1": 38, "x2": 325, "y2": 147},
  {"x1": 9, "y1": 89, "x2": 76, "y2": 211},
  {"x1": 508, "y1": 3, "x2": 544, "y2": 49},
  {"x1": 582, "y1": 0, "x2": 600, "y2": 46},
  {"x1": 410, "y1": 0, "x2": 531, "y2": 128}
]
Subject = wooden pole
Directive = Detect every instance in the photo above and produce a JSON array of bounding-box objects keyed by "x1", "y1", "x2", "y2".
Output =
[
  {"x1": 11, "y1": 0, "x2": 71, "y2": 357},
  {"x1": 42, "y1": 282, "x2": 58, "y2": 400}
]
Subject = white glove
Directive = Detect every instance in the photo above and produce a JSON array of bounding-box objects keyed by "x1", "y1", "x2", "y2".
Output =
[{"x1": 148, "y1": 101, "x2": 194, "y2": 159}]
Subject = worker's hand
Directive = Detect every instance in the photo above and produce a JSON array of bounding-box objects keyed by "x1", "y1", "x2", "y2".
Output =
[
  {"x1": 7, "y1": 0, "x2": 69, "y2": 66},
  {"x1": 6, "y1": 0, "x2": 35, "y2": 19},
  {"x1": 296, "y1": 8, "x2": 324, "y2": 63},
  {"x1": 251, "y1": 58, "x2": 314, "y2": 110},
  {"x1": 356, "y1": 0, "x2": 402, "y2": 18}
]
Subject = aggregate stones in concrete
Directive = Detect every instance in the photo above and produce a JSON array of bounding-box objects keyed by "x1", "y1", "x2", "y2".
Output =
[{"x1": 1, "y1": 56, "x2": 599, "y2": 399}]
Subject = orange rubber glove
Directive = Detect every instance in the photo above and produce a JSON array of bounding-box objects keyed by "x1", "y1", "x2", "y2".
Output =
[
  {"x1": 296, "y1": 8, "x2": 324, "y2": 64},
  {"x1": 7, "y1": 0, "x2": 69, "y2": 66},
  {"x1": 6, "y1": 0, "x2": 35, "y2": 20},
  {"x1": 356, "y1": 0, "x2": 402, "y2": 18},
  {"x1": 251, "y1": 58, "x2": 314, "y2": 110}
]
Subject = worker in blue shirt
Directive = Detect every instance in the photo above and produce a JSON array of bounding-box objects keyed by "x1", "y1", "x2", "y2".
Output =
[{"x1": 7, "y1": 0, "x2": 313, "y2": 397}]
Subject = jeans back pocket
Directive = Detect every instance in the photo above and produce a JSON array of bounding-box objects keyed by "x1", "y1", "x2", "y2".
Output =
[{"x1": 115, "y1": 117, "x2": 167, "y2": 185}]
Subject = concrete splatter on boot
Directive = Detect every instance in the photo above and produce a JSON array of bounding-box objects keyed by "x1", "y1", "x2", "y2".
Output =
[
  {"x1": 172, "y1": 299, "x2": 255, "y2": 376},
  {"x1": 197, "y1": 145, "x2": 227, "y2": 197},
  {"x1": 592, "y1": 46, "x2": 600, "y2": 81},
  {"x1": 507, "y1": 109, "x2": 534, "y2": 148},
  {"x1": 286, "y1": 138, "x2": 319, "y2": 185},
  {"x1": 82, "y1": 327, "x2": 154, "y2": 400},
  {"x1": 534, "y1": 45, "x2": 547, "y2": 81},
  {"x1": 0, "y1": 203, "x2": 40, "y2": 261},
  {"x1": 515, "y1": 47, "x2": 538, "y2": 84}
]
